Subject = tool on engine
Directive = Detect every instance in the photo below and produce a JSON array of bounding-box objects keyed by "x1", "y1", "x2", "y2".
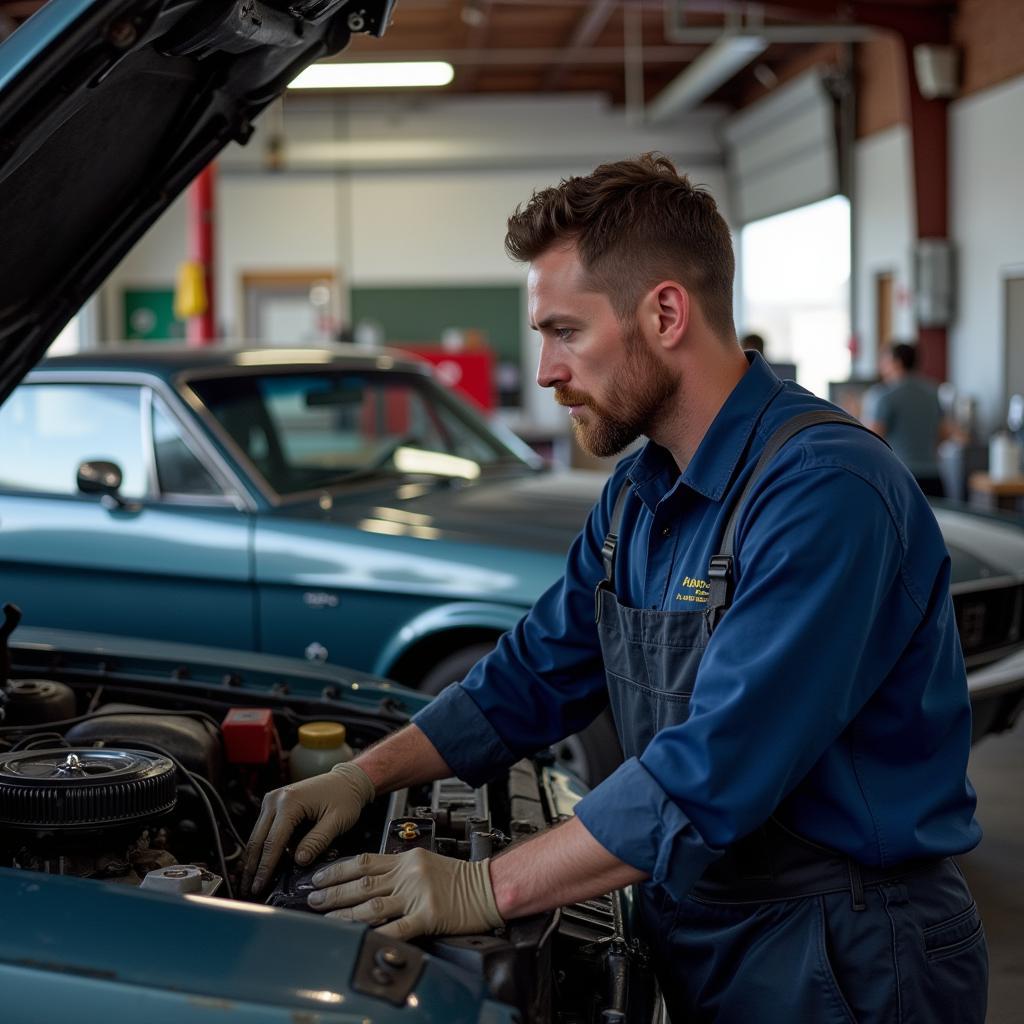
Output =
[
  {"x1": 383, "y1": 816, "x2": 434, "y2": 853},
  {"x1": 141, "y1": 863, "x2": 222, "y2": 896}
]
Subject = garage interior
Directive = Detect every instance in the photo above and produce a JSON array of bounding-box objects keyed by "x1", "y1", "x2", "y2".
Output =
[{"x1": 1, "y1": 0, "x2": 1022, "y2": 1020}]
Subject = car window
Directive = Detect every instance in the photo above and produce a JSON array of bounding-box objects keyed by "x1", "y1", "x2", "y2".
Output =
[
  {"x1": 190, "y1": 370, "x2": 527, "y2": 495},
  {"x1": 152, "y1": 396, "x2": 223, "y2": 497},
  {"x1": 0, "y1": 383, "x2": 147, "y2": 498}
]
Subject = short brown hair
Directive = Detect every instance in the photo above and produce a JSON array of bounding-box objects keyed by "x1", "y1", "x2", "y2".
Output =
[{"x1": 505, "y1": 153, "x2": 736, "y2": 338}]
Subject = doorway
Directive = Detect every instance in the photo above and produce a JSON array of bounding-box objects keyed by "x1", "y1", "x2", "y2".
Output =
[{"x1": 241, "y1": 270, "x2": 339, "y2": 346}]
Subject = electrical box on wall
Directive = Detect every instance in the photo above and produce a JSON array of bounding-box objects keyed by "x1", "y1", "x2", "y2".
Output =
[
  {"x1": 914, "y1": 239, "x2": 956, "y2": 327},
  {"x1": 913, "y1": 45, "x2": 960, "y2": 100}
]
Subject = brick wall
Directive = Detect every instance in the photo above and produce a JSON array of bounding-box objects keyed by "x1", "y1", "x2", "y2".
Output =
[{"x1": 956, "y1": 0, "x2": 1024, "y2": 96}]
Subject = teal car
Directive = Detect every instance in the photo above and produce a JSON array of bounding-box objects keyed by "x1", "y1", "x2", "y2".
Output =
[{"x1": 0, "y1": 345, "x2": 622, "y2": 782}]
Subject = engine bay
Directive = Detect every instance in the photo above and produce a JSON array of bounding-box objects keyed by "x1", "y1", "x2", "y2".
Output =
[{"x1": 0, "y1": 617, "x2": 657, "y2": 1023}]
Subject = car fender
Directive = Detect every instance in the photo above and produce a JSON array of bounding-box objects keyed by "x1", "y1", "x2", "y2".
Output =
[{"x1": 373, "y1": 601, "x2": 526, "y2": 679}]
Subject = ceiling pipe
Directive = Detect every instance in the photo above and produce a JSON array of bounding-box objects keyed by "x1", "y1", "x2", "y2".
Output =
[
  {"x1": 648, "y1": 32, "x2": 768, "y2": 120},
  {"x1": 623, "y1": 0, "x2": 646, "y2": 125},
  {"x1": 663, "y1": 0, "x2": 875, "y2": 44},
  {"x1": 323, "y1": 46, "x2": 702, "y2": 66},
  {"x1": 648, "y1": 1, "x2": 873, "y2": 122}
]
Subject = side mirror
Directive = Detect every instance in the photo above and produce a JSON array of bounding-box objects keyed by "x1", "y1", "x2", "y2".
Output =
[
  {"x1": 77, "y1": 460, "x2": 123, "y2": 497},
  {"x1": 77, "y1": 460, "x2": 136, "y2": 511}
]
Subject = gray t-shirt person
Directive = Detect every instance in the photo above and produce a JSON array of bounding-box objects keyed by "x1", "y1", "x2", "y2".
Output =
[{"x1": 862, "y1": 375, "x2": 943, "y2": 478}]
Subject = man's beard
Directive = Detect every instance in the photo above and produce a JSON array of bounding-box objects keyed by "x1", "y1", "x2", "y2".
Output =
[{"x1": 555, "y1": 322, "x2": 680, "y2": 458}]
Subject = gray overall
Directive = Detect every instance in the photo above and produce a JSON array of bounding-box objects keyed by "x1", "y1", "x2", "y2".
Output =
[{"x1": 594, "y1": 412, "x2": 988, "y2": 1023}]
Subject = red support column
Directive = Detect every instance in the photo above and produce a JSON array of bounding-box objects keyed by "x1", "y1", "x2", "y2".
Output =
[
  {"x1": 903, "y1": 38, "x2": 950, "y2": 383},
  {"x1": 186, "y1": 164, "x2": 217, "y2": 346}
]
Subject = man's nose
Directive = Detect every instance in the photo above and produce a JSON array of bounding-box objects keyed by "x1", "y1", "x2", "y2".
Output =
[{"x1": 536, "y1": 338, "x2": 566, "y2": 390}]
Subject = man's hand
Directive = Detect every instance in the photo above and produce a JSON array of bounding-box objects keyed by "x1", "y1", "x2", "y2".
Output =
[
  {"x1": 307, "y1": 848, "x2": 504, "y2": 941},
  {"x1": 242, "y1": 761, "x2": 375, "y2": 896}
]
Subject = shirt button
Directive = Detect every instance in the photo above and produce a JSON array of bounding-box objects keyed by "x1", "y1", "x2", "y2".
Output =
[{"x1": 661, "y1": 527, "x2": 670, "y2": 537}]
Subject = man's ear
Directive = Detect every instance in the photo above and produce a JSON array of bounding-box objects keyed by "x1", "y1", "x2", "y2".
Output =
[{"x1": 650, "y1": 282, "x2": 689, "y2": 351}]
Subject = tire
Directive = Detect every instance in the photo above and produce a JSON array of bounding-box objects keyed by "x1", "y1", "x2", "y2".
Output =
[
  {"x1": 417, "y1": 643, "x2": 623, "y2": 787},
  {"x1": 550, "y1": 710, "x2": 622, "y2": 787},
  {"x1": 418, "y1": 643, "x2": 496, "y2": 696}
]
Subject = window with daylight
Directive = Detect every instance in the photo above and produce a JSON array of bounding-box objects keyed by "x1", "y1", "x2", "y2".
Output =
[{"x1": 739, "y1": 195, "x2": 852, "y2": 400}]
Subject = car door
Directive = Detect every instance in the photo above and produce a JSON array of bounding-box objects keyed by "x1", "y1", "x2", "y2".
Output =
[{"x1": 0, "y1": 379, "x2": 255, "y2": 649}]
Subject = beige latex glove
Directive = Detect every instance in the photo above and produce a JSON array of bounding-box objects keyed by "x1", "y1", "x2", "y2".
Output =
[
  {"x1": 242, "y1": 762, "x2": 375, "y2": 896},
  {"x1": 307, "y1": 848, "x2": 504, "y2": 941}
]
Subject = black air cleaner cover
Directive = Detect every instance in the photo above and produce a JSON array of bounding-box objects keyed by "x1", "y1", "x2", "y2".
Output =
[{"x1": 0, "y1": 748, "x2": 176, "y2": 829}]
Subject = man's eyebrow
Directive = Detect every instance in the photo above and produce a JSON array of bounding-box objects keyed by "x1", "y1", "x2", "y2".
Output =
[{"x1": 531, "y1": 314, "x2": 585, "y2": 331}]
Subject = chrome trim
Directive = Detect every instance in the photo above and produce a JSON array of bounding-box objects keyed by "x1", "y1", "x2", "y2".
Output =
[
  {"x1": 964, "y1": 641, "x2": 1024, "y2": 672},
  {"x1": 175, "y1": 378, "x2": 281, "y2": 507},
  {"x1": 139, "y1": 385, "x2": 158, "y2": 498},
  {"x1": 949, "y1": 574, "x2": 1024, "y2": 596},
  {"x1": 23, "y1": 370, "x2": 258, "y2": 512},
  {"x1": 966, "y1": 642, "x2": 1024, "y2": 697},
  {"x1": 150, "y1": 390, "x2": 238, "y2": 506}
]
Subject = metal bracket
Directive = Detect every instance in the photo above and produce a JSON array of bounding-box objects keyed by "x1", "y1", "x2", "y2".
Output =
[{"x1": 351, "y1": 929, "x2": 424, "y2": 1007}]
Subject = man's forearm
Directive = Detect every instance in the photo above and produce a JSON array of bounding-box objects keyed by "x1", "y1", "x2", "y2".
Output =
[
  {"x1": 489, "y1": 816, "x2": 647, "y2": 919},
  {"x1": 354, "y1": 723, "x2": 452, "y2": 794}
]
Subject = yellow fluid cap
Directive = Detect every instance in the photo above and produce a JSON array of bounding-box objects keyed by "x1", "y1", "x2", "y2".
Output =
[{"x1": 298, "y1": 722, "x2": 347, "y2": 749}]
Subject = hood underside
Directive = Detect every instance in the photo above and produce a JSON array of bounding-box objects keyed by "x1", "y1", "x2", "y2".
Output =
[{"x1": 0, "y1": 0, "x2": 393, "y2": 404}]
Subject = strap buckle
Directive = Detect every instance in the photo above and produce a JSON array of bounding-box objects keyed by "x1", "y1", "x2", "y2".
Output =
[
  {"x1": 708, "y1": 555, "x2": 733, "y2": 580},
  {"x1": 600, "y1": 533, "x2": 618, "y2": 588}
]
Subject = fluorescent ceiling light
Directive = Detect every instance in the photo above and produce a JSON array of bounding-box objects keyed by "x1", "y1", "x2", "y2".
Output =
[
  {"x1": 649, "y1": 35, "x2": 768, "y2": 121},
  {"x1": 289, "y1": 62, "x2": 454, "y2": 90}
]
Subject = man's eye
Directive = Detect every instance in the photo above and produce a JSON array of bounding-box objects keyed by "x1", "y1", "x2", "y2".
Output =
[{"x1": 555, "y1": 327, "x2": 576, "y2": 341}]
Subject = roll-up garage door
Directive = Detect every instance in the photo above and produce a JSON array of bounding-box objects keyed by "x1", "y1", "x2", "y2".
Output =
[{"x1": 723, "y1": 68, "x2": 838, "y2": 226}]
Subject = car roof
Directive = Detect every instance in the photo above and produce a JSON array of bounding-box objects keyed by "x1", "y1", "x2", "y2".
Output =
[{"x1": 36, "y1": 345, "x2": 432, "y2": 382}]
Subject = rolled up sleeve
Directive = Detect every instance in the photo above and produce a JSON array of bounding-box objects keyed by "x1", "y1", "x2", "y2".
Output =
[{"x1": 412, "y1": 463, "x2": 632, "y2": 787}]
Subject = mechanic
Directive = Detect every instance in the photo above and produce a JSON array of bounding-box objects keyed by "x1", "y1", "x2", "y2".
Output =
[{"x1": 243, "y1": 155, "x2": 987, "y2": 1022}]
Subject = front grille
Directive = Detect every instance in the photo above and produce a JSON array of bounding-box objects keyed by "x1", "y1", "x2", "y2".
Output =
[{"x1": 952, "y1": 582, "x2": 1024, "y2": 666}]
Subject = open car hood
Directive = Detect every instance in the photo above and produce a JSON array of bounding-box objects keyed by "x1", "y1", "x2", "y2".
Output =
[{"x1": 0, "y1": 0, "x2": 393, "y2": 404}]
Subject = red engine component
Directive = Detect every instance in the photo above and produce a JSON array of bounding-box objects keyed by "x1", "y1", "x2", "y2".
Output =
[{"x1": 222, "y1": 708, "x2": 274, "y2": 764}]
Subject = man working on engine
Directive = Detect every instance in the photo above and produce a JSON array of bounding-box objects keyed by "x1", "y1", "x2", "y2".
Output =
[{"x1": 243, "y1": 155, "x2": 986, "y2": 1022}]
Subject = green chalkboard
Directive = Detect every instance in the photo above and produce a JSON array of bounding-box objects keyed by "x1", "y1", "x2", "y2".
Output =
[
  {"x1": 123, "y1": 287, "x2": 185, "y2": 342},
  {"x1": 350, "y1": 284, "x2": 523, "y2": 407}
]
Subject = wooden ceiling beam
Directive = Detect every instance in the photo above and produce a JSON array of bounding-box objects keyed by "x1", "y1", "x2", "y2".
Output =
[
  {"x1": 724, "y1": 1, "x2": 955, "y2": 42},
  {"x1": 543, "y1": 0, "x2": 620, "y2": 91},
  {"x1": 458, "y1": 0, "x2": 494, "y2": 92}
]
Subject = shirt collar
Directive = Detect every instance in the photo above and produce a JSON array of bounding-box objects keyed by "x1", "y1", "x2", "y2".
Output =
[{"x1": 627, "y1": 352, "x2": 784, "y2": 508}]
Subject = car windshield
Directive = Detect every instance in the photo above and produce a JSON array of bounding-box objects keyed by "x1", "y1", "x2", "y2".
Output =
[{"x1": 188, "y1": 368, "x2": 529, "y2": 495}]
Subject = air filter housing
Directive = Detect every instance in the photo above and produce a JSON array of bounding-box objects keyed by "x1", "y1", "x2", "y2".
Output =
[{"x1": 0, "y1": 748, "x2": 176, "y2": 830}]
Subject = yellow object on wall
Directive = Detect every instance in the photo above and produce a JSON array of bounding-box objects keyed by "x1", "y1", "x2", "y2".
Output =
[{"x1": 174, "y1": 260, "x2": 207, "y2": 319}]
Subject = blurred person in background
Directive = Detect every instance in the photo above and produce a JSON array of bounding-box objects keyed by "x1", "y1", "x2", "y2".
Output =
[
  {"x1": 740, "y1": 332, "x2": 765, "y2": 356},
  {"x1": 863, "y1": 341, "x2": 957, "y2": 497},
  {"x1": 741, "y1": 331, "x2": 797, "y2": 383}
]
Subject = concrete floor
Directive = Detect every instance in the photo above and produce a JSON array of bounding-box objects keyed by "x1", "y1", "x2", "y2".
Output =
[{"x1": 960, "y1": 718, "x2": 1024, "y2": 1023}]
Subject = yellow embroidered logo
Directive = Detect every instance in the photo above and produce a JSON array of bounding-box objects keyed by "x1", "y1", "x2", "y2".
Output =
[{"x1": 675, "y1": 576, "x2": 710, "y2": 604}]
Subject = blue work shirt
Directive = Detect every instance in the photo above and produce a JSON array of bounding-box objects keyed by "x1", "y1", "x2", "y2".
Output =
[{"x1": 413, "y1": 354, "x2": 980, "y2": 899}]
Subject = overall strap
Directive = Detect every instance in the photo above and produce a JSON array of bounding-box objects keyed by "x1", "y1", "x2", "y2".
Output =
[
  {"x1": 601, "y1": 483, "x2": 631, "y2": 589},
  {"x1": 595, "y1": 482, "x2": 630, "y2": 622},
  {"x1": 705, "y1": 411, "x2": 879, "y2": 634}
]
